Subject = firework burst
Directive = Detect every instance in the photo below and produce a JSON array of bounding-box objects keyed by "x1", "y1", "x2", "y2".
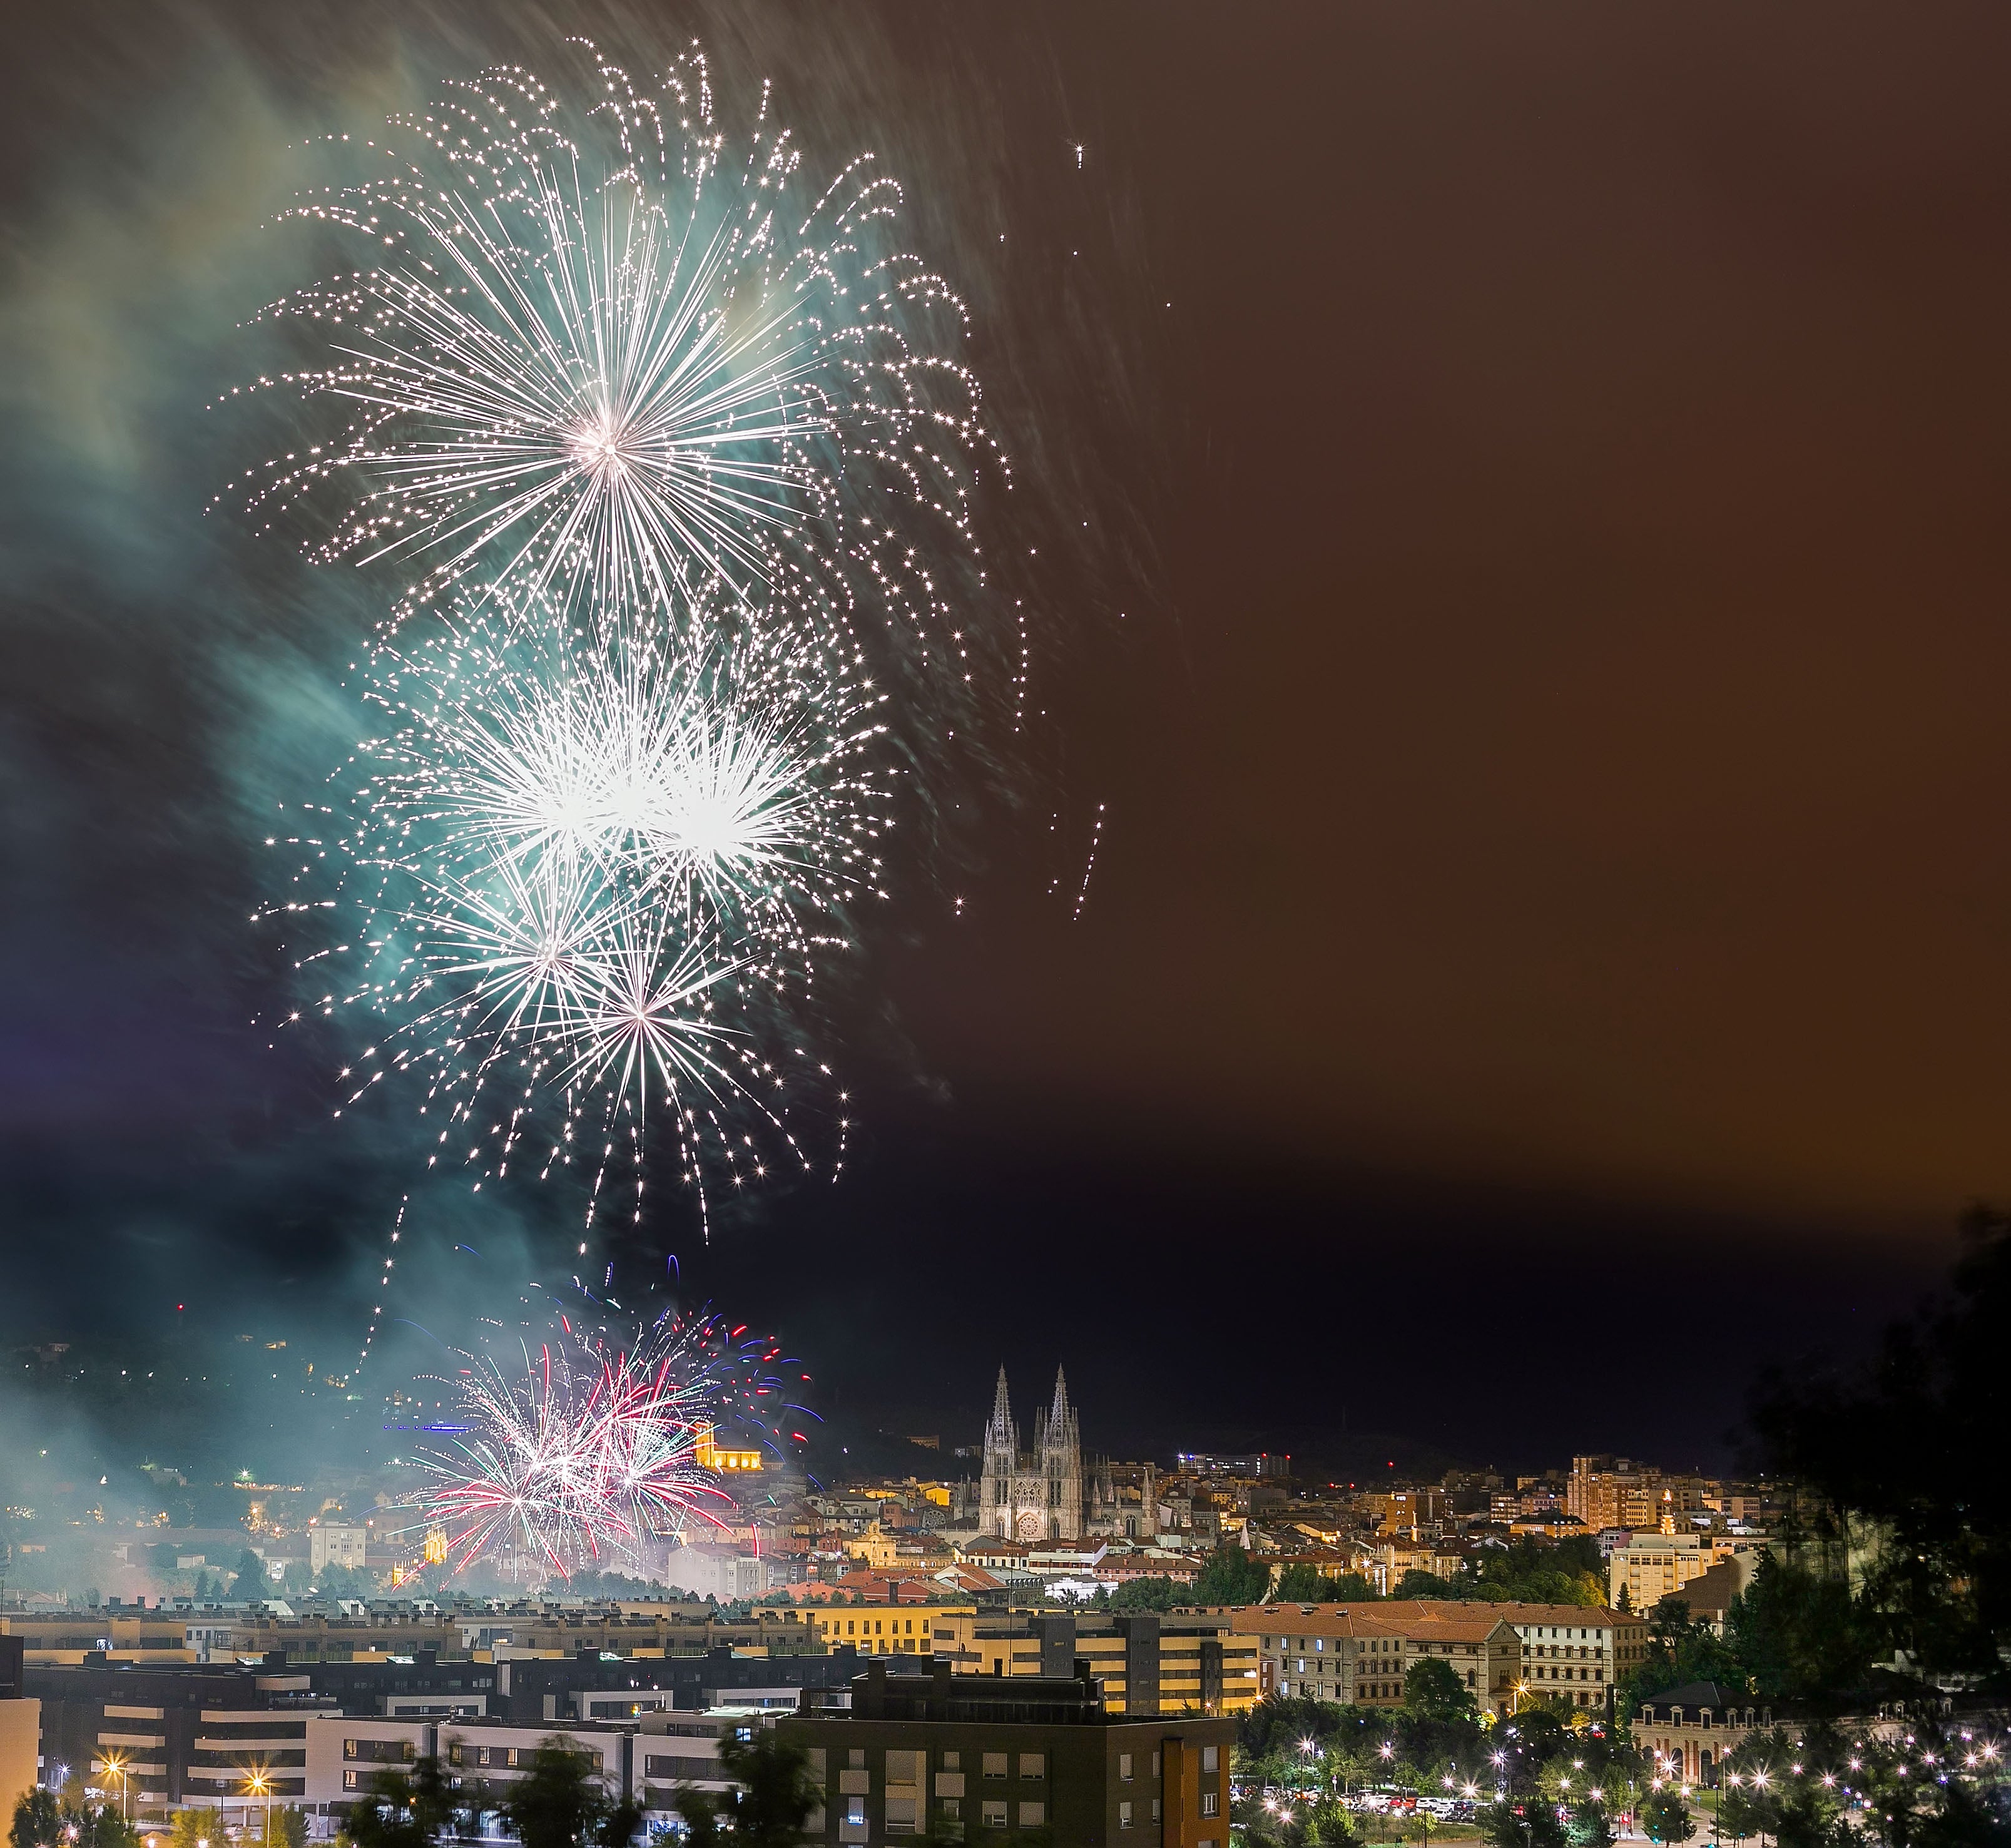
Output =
[
  {"x1": 409, "y1": 1298, "x2": 805, "y2": 1581},
  {"x1": 268, "y1": 593, "x2": 885, "y2": 1217},
  {"x1": 247, "y1": 40, "x2": 1002, "y2": 1240},
  {"x1": 231, "y1": 37, "x2": 1002, "y2": 687}
]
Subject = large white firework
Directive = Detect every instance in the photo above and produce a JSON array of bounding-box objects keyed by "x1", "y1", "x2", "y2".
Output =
[
  {"x1": 233, "y1": 37, "x2": 1001, "y2": 683},
  {"x1": 272, "y1": 593, "x2": 887, "y2": 1218},
  {"x1": 251, "y1": 41, "x2": 1002, "y2": 1227}
]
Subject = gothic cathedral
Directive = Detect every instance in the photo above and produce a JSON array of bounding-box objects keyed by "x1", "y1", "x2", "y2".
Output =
[{"x1": 982, "y1": 1365, "x2": 1084, "y2": 1541}]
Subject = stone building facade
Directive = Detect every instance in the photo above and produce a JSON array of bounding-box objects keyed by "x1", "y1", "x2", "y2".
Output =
[{"x1": 981, "y1": 1367, "x2": 1084, "y2": 1541}]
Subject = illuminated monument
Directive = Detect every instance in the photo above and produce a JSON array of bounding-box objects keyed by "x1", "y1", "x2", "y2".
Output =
[{"x1": 981, "y1": 1366, "x2": 1084, "y2": 1541}]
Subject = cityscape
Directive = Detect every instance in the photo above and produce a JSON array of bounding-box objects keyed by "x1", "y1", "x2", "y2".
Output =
[{"x1": 5, "y1": 4, "x2": 2011, "y2": 1848}]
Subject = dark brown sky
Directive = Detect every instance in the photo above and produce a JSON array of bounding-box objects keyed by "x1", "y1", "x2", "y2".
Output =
[
  {"x1": 4, "y1": 1, "x2": 2010, "y2": 1462},
  {"x1": 895, "y1": 2, "x2": 2011, "y2": 1230}
]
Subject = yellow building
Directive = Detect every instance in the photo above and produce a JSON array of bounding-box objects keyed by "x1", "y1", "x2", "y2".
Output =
[
  {"x1": 695, "y1": 1427, "x2": 763, "y2": 1473},
  {"x1": 943, "y1": 1612, "x2": 1257, "y2": 1718},
  {"x1": 0, "y1": 1698, "x2": 38, "y2": 1834},
  {"x1": 800, "y1": 1606, "x2": 1255, "y2": 1715},
  {"x1": 842, "y1": 1523, "x2": 902, "y2": 1571},
  {"x1": 808, "y1": 1606, "x2": 972, "y2": 1657},
  {"x1": 1569, "y1": 1456, "x2": 1664, "y2": 1532}
]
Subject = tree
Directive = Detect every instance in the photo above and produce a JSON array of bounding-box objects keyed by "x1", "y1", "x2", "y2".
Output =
[
  {"x1": 169, "y1": 1806, "x2": 215, "y2": 1848},
  {"x1": 1752, "y1": 1203, "x2": 2011, "y2": 1680},
  {"x1": 715, "y1": 1731, "x2": 818, "y2": 1846},
  {"x1": 228, "y1": 1549, "x2": 267, "y2": 1601},
  {"x1": 1467, "y1": 1541, "x2": 1606, "y2": 1610},
  {"x1": 1393, "y1": 1571, "x2": 1462, "y2": 1600},
  {"x1": 71, "y1": 1812, "x2": 141, "y2": 1848},
  {"x1": 347, "y1": 1758, "x2": 461, "y2": 1848},
  {"x1": 499, "y1": 1742, "x2": 635, "y2": 1848},
  {"x1": 1109, "y1": 1577, "x2": 1188, "y2": 1613},
  {"x1": 267, "y1": 1809, "x2": 308, "y2": 1848},
  {"x1": 192, "y1": 1571, "x2": 213, "y2": 1602},
  {"x1": 1193, "y1": 1544, "x2": 1273, "y2": 1606},
  {"x1": 1722, "y1": 1553, "x2": 1873, "y2": 1705},
  {"x1": 1638, "y1": 1789, "x2": 1694, "y2": 1845},
  {"x1": 13, "y1": 1802, "x2": 140, "y2": 1848},
  {"x1": 12, "y1": 1789, "x2": 64, "y2": 1848},
  {"x1": 1237, "y1": 1787, "x2": 1361, "y2": 1848},
  {"x1": 1617, "y1": 1597, "x2": 1743, "y2": 1713},
  {"x1": 1403, "y1": 1658, "x2": 1478, "y2": 1723},
  {"x1": 1482, "y1": 1801, "x2": 1567, "y2": 1848},
  {"x1": 12, "y1": 1797, "x2": 139, "y2": 1848},
  {"x1": 1275, "y1": 1565, "x2": 1332, "y2": 1603}
]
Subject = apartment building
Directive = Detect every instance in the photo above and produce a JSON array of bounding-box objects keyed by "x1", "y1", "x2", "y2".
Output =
[
  {"x1": 1607, "y1": 1534, "x2": 1762, "y2": 1613},
  {"x1": 0, "y1": 1641, "x2": 38, "y2": 1830},
  {"x1": 1, "y1": 1605, "x2": 840, "y2": 1668},
  {"x1": 800, "y1": 1607, "x2": 1258, "y2": 1718},
  {"x1": 32, "y1": 1663, "x2": 337, "y2": 1820},
  {"x1": 1568, "y1": 1457, "x2": 1665, "y2": 1533},
  {"x1": 1226, "y1": 1605, "x2": 1521, "y2": 1714},
  {"x1": 781, "y1": 1660, "x2": 1233, "y2": 1848},
  {"x1": 947, "y1": 1613, "x2": 1257, "y2": 1718},
  {"x1": 295, "y1": 1708, "x2": 783, "y2": 1830},
  {"x1": 807, "y1": 1608, "x2": 965, "y2": 1659},
  {"x1": 1483, "y1": 1603, "x2": 1646, "y2": 1710},
  {"x1": 26, "y1": 1645, "x2": 865, "y2": 1829}
]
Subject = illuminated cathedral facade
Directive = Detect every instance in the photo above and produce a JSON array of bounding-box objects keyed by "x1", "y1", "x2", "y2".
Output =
[{"x1": 981, "y1": 1365, "x2": 1084, "y2": 1541}]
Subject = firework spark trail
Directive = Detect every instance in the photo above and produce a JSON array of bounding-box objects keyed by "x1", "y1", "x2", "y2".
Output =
[
  {"x1": 247, "y1": 41, "x2": 1000, "y2": 1250},
  {"x1": 229, "y1": 39, "x2": 1004, "y2": 680},
  {"x1": 270, "y1": 596, "x2": 884, "y2": 1231},
  {"x1": 1073, "y1": 803, "x2": 1106, "y2": 922},
  {"x1": 407, "y1": 1297, "x2": 809, "y2": 1580}
]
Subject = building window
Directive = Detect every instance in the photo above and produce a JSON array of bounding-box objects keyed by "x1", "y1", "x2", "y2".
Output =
[
  {"x1": 942, "y1": 1752, "x2": 960, "y2": 1771},
  {"x1": 850, "y1": 1750, "x2": 866, "y2": 1771},
  {"x1": 982, "y1": 1754, "x2": 1008, "y2": 1781},
  {"x1": 1019, "y1": 1803, "x2": 1045, "y2": 1828},
  {"x1": 1152, "y1": 1799, "x2": 1162, "y2": 1821},
  {"x1": 1119, "y1": 1754, "x2": 1133, "y2": 1782},
  {"x1": 1120, "y1": 1801, "x2": 1134, "y2": 1828},
  {"x1": 1153, "y1": 1754, "x2": 1161, "y2": 1779},
  {"x1": 844, "y1": 1799, "x2": 866, "y2": 1825},
  {"x1": 1202, "y1": 1746, "x2": 1219, "y2": 1774},
  {"x1": 982, "y1": 1802, "x2": 1008, "y2": 1829},
  {"x1": 1019, "y1": 1754, "x2": 1045, "y2": 1782},
  {"x1": 1201, "y1": 1791, "x2": 1220, "y2": 1817}
]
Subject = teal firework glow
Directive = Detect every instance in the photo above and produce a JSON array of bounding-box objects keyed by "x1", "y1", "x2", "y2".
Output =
[{"x1": 247, "y1": 40, "x2": 1004, "y2": 1247}]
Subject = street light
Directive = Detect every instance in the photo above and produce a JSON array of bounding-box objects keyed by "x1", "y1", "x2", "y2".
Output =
[
  {"x1": 101, "y1": 1754, "x2": 130, "y2": 1822},
  {"x1": 243, "y1": 1769, "x2": 272, "y2": 1848}
]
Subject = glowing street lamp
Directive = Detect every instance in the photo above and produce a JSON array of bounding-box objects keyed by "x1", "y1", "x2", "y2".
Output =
[{"x1": 244, "y1": 1768, "x2": 273, "y2": 1848}]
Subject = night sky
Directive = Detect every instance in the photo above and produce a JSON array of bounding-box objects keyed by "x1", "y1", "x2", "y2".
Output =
[{"x1": 5, "y1": 3, "x2": 2011, "y2": 1476}]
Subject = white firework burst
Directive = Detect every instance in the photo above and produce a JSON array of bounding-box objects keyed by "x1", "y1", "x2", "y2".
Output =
[
  {"x1": 233, "y1": 38, "x2": 1001, "y2": 679},
  {"x1": 248, "y1": 39, "x2": 1001, "y2": 1239}
]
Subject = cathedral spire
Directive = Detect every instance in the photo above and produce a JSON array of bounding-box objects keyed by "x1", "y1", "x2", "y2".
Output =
[
  {"x1": 1049, "y1": 1365, "x2": 1071, "y2": 1425},
  {"x1": 989, "y1": 1366, "x2": 1014, "y2": 1440}
]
